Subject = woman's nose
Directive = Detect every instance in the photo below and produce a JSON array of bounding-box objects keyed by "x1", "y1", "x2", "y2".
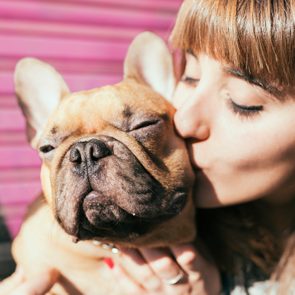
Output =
[{"x1": 173, "y1": 96, "x2": 210, "y2": 141}]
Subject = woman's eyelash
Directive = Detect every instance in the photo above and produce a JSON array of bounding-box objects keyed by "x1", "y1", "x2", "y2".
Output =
[
  {"x1": 181, "y1": 76, "x2": 199, "y2": 85},
  {"x1": 228, "y1": 99, "x2": 263, "y2": 118}
]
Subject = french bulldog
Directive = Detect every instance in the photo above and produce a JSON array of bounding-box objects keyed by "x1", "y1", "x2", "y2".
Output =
[{"x1": 2, "y1": 32, "x2": 195, "y2": 295}]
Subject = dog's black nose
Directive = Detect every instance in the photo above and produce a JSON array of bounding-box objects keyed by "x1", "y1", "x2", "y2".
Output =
[{"x1": 70, "y1": 139, "x2": 111, "y2": 169}]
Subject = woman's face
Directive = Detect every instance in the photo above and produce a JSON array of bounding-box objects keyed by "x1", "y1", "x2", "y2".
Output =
[{"x1": 172, "y1": 53, "x2": 295, "y2": 208}]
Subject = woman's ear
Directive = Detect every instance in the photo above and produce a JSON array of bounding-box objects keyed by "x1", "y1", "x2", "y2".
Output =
[
  {"x1": 14, "y1": 58, "x2": 70, "y2": 148},
  {"x1": 123, "y1": 32, "x2": 176, "y2": 101}
]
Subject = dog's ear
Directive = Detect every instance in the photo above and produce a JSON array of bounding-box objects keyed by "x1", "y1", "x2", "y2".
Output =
[
  {"x1": 14, "y1": 58, "x2": 70, "y2": 148},
  {"x1": 124, "y1": 32, "x2": 175, "y2": 101}
]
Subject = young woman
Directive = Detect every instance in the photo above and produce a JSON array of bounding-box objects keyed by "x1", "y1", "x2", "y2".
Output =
[{"x1": 108, "y1": 0, "x2": 295, "y2": 294}]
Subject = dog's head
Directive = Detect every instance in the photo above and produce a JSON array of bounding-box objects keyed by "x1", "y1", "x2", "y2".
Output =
[{"x1": 14, "y1": 32, "x2": 195, "y2": 247}]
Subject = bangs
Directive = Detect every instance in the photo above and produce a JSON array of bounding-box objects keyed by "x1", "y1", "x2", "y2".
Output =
[{"x1": 171, "y1": 0, "x2": 295, "y2": 89}]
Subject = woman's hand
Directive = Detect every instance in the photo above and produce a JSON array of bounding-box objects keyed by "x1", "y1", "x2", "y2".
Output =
[
  {"x1": 0, "y1": 267, "x2": 58, "y2": 295},
  {"x1": 107, "y1": 243, "x2": 221, "y2": 295}
]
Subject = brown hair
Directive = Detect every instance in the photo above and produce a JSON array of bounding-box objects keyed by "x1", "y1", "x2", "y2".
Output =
[
  {"x1": 171, "y1": 0, "x2": 295, "y2": 91},
  {"x1": 170, "y1": 0, "x2": 295, "y2": 292}
]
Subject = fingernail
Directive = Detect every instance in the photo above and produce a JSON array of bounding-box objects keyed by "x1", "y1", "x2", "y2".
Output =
[{"x1": 103, "y1": 258, "x2": 114, "y2": 269}]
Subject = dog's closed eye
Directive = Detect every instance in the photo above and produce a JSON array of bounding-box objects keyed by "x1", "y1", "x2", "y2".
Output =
[
  {"x1": 127, "y1": 115, "x2": 168, "y2": 144},
  {"x1": 130, "y1": 118, "x2": 161, "y2": 131}
]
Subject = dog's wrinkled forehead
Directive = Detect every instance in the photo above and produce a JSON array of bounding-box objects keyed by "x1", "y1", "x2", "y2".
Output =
[
  {"x1": 45, "y1": 80, "x2": 173, "y2": 139},
  {"x1": 14, "y1": 32, "x2": 176, "y2": 149}
]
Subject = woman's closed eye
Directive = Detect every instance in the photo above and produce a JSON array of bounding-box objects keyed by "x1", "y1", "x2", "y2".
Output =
[
  {"x1": 181, "y1": 75, "x2": 199, "y2": 86},
  {"x1": 227, "y1": 98, "x2": 263, "y2": 118}
]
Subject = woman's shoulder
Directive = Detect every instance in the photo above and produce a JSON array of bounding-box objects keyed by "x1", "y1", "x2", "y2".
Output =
[
  {"x1": 221, "y1": 257, "x2": 279, "y2": 295},
  {"x1": 224, "y1": 281, "x2": 279, "y2": 295}
]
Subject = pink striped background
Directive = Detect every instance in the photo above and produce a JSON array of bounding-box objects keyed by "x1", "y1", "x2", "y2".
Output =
[{"x1": 0, "y1": 0, "x2": 182, "y2": 238}]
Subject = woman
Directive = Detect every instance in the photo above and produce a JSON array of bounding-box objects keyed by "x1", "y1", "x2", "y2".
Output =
[{"x1": 5, "y1": 0, "x2": 295, "y2": 294}]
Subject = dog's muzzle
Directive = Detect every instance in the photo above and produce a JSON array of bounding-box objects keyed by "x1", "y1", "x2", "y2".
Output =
[{"x1": 54, "y1": 136, "x2": 188, "y2": 242}]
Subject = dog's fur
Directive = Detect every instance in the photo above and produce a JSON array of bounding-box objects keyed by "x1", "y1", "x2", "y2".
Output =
[{"x1": 1, "y1": 32, "x2": 195, "y2": 295}]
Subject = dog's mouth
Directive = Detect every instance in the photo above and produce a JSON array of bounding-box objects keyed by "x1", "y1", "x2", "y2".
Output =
[
  {"x1": 54, "y1": 136, "x2": 188, "y2": 242},
  {"x1": 78, "y1": 190, "x2": 170, "y2": 241},
  {"x1": 80, "y1": 191, "x2": 140, "y2": 239}
]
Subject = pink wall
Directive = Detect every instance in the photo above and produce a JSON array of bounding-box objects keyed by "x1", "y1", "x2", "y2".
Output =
[{"x1": 0, "y1": 0, "x2": 182, "y2": 237}]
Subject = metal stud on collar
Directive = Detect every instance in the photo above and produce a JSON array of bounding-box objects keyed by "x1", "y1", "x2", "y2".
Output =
[{"x1": 92, "y1": 241, "x2": 120, "y2": 254}]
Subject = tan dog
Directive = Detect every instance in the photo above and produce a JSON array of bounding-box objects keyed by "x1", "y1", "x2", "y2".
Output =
[{"x1": 2, "y1": 32, "x2": 195, "y2": 295}]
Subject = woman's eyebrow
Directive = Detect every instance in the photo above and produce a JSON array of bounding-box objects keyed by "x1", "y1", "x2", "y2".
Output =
[{"x1": 223, "y1": 66, "x2": 283, "y2": 98}]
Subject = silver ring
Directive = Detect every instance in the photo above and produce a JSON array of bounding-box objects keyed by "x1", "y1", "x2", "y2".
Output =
[{"x1": 163, "y1": 271, "x2": 184, "y2": 285}]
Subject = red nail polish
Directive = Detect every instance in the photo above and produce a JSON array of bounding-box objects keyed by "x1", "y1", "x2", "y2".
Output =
[{"x1": 103, "y1": 258, "x2": 114, "y2": 269}]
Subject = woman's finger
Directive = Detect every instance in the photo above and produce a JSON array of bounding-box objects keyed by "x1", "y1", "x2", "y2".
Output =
[
  {"x1": 0, "y1": 268, "x2": 25, "y2": 294},
  {"x1": 171, "y1": 244, "x2": 221, "y2": 294},
  {"x1": 140, "y1": 247, "x2": 186, "y2": 284},
  {"x1": 112, "y1": 261, "x2": 148, "y2": 295},
  {"x1": 118, "y1": 248, "x2": 162, "y2": 292},
  {"x1": 171, "y1": 244, "x2": 200, "y2": 275},
  {"x1": 140, "y1": 248, "x2": 191, "y2": 295},
  {"x1": 10, "y1": 269, "x2": 59, "y2": 295}
]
